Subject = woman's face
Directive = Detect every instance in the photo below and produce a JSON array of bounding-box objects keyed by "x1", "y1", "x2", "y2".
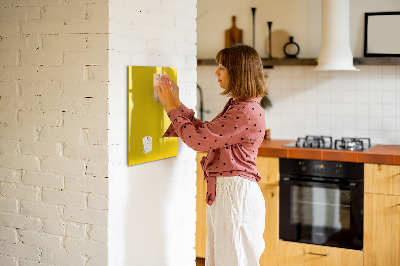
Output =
[{"x1": 215, "y1": 64, "x2": 229, "y2": 89}]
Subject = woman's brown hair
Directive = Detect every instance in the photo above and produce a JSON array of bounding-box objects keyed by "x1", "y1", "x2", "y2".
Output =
[{"x1": 215, "y1": 45, "x2": 267, "y2": 99}]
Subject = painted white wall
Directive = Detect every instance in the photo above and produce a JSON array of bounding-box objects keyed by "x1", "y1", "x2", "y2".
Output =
[
  {"x1": 198, "y1": 0, "x2": 400, "y2": 58},
  {"x1": 108, "y1": 0, "x2": 198, "y2": 265}
]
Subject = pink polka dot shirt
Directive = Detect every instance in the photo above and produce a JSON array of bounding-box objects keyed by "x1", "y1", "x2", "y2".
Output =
[{"x1": 163, "y1": 97, "x2": 266, "y2": 206}]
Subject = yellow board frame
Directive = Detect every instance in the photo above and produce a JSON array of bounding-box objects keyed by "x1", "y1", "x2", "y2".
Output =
[{"x1": 128, "y1": 66, "x2": 177, "y2": 166}]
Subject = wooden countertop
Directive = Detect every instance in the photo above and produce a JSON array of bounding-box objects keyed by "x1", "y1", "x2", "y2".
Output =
[{"x1": 258, "y1": 139, "x2": 400, "y2": 165}]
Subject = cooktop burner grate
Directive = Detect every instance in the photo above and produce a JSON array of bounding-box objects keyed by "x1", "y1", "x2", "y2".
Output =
[{"x1": 288, "y1": 136, "x2": 373, "y2": 151}]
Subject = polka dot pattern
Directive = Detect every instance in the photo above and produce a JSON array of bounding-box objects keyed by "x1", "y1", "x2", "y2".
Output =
[{"x1": 164, "y1": 98, "x2": 266, "y2": 206}]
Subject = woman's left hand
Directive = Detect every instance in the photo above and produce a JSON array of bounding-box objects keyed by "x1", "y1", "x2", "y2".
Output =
[{"x1": 155, "y1": 79, "x2": 176, "y2": 113}]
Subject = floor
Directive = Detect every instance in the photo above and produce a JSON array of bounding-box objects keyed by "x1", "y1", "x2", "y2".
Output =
[{"x1": 196, "y1": 257, "x2": 205, "y2": 266}]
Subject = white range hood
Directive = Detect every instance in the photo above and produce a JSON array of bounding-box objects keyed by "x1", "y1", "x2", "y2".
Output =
[{"x1": 314, "y1": 0, "x2": 359, "y2": 71}]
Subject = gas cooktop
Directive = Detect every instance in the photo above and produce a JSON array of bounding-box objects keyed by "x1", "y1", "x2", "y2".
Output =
[{"x1": 283, "y1": 135, "x2": 376, "y2": 152}]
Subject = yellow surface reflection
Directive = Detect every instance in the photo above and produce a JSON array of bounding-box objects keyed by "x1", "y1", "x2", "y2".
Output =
[{"x1": 128, "y1": 66, "x2": 177, "y2": 166}]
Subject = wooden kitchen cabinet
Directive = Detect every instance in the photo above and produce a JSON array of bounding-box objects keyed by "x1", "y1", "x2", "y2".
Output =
[
  {"x1": 364, "y1": 163, "x2": 400, "y2": 196},
  {"x1": 196, "y1": 152, "x2": 208, "y2": 258},
  {"x1": 256, "y1": 156, "x2": 279, "y2": 186},
  {"x1": 364, "y1": 163, "x2": 400, "y2": 266},
  {"x1": 259, "y1": 184, "x2": 279, "y2": 266},
  {"x1": 278, "y1": 241, "x2": 363, "y2": 266}
]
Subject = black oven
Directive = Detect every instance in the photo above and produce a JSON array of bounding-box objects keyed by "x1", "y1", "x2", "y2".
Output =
[{"x1": 279, "y1": 158, "x2": 364, "y2": 250}]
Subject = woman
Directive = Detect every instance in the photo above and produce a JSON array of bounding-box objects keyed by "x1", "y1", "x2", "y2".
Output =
[{"x1": 155, "y1": 45, "x2": 267, "y2": 266}]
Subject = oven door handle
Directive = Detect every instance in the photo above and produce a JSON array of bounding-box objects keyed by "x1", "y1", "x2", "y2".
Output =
[{"x1": 281, "y1": 177, "x2": 357, "y2": 188}]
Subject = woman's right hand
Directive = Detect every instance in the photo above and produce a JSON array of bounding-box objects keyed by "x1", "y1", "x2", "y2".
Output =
[{"x1": 163, "y1": 76, "x2": 181, "y2": 109}]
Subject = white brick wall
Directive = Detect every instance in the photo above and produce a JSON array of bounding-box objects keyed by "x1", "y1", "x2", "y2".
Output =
[
  {"x1": 1, "y1": 0, "x2": 198, "y2": 265},
  {"x1": 0, "y1": 1, "x2": 109, "y2": 265},
  {"x1": 108, "y1": 0, "x2": 197, "y2": 265}
]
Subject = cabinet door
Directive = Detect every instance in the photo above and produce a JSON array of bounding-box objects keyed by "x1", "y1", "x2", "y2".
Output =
[
  {"x1": 365, "y1": 163, "x2": 400, "y2": 196},
  {"x1": 364, "y1": 193, "x2": 400, "y2": 266},
  {"x1": 256, "y1": 156, "x2": 279, "y2": 186},
  {"x1": 196, "y1": 152, "x2": 208, "y2": 258},
  {"x1": 259, "y1": 185, "x2": 279, "y2": 266},
  {"x1": 278, "y1": 241, "x2": 363, "y2": 266}
]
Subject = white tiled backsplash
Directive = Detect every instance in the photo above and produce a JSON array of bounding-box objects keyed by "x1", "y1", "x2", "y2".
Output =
[{"x1": 197, "y1": 65, "x2": 400, "y2": 145}]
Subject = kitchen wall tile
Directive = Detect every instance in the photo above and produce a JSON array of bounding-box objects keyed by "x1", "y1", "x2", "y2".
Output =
[
  {"x1": 355, "y1": 117, "x2": 369, "y2": 130},
  {"x1": 355, "y1": 90, "x2": 368, "y2": 104},
  {"x1": 382, "y1": 104, "x2": 396, "y2": 118},
  {"x1": 279, "y1": 66, "x2": 293, "y2": 77},
  {"x1": 355, "y1": 104, "x2": 369, "y2": 117},
  {"x1": 317, "y1": 77, "x2": 330, "y2": 90},
  {"x1": 355, "y1": 129, "x2": 369, "y2": 138},
  {"x1": 382, "y1": 117, "x2": 397, "y2": 131},
  {"x1": 382, "y1": 66, "x2": 396, "y2": 91},
  {"x1": 382, "y1": 91, "x2": 396, "y2": 104},
  {"x1": 342, "y1": 128, "x2": 356, "y2": 138},
  {"x1": 369, "y1": 117, "x2": 383, "y2": 130},
  {"x1": 342, "y1": 103, "x2": 355, "y2": 116},
  {"x1": 304, "y1": 87, "x2": 318, "y2": 103},
  {"x1": 280, "y1": 77, "x2": 292, "y2": 89},
  {"x1": 382, "y1": 66, "x2": 395, "y2": 76},
  {"x1": 382, "y1": 77, "x2": 396, "y2": 91},
  {"x1": 329, "y1": 74, "x2": 343, "y2": 90},
  {"x1": 342, "y1": 71, "x2": 356, "y2": 88},
  {"x1": 355, "y1": 67, "x2": 369, "y2": 91},
  {"x1": 280, "y1": 114, "x2": 293, "y2": 127},
  {"x1": 369, "y1": 129, "x2": 383, "y2": 144},
  {"x1": 343, "y1": 116, "x2": 356, "y2": 129},
  {"x1": 292, "y1": 103, "x2": 305, "y2": 115},
  {"x1": 305, "y1": 115, "x2": 317, "y2": 131},
  {"x1": 368, "y1": 76, "x2": 383, "y2": 91},
  {"x1": 368, "y1": 90, "x2": 382, "y2": 104},
  {"x1": 293, "y1": 91, "x2": 306, "y2": 103},
  {"x1": 330, "y1": 103, "x2": 342, "y2": 116},
  {"x1": 317, "y1": 88, "x2": 330, "y2": 103},
  {"x1": 293, "y1": 77, "x2": 306, "y2": 90},
  {"x1": 330, "y1": 88, "x2": 343, "y2": 103},
  {"x1": 304, "y1": 66, "x2": 317, "y2": 77},
  {"x1": 368, "y1": 104, "x2": 383, "y2": 118},
  {"x1": 317, "y1": 115, "x2": 330, "y2": 128},
  {"x1": 293, "y1": 126, "x2": 305, "y2": 137},
  {"x1": 281, "y1": 126, "x2": 294, "y2": 137},
  {"x1": 292, "y1": 67, "x2": 305, "y2": 77},
  {"x1": 395, "y1": 66, "x2": 400, "y2": 79},
  {"x1": 342, "y1": 90, "x2": 355, "y2": 104},
  {"x1": 382, "y1": 131, "x2": 397, "y2": 144},
  {"x1": 317, "y1": 70, "x2": 330, "y2": 79},
  {"x1": 317, "y1": 127, "x2": 331, "y2": 136},
  {"x1": 305, "y1": 77, "x2": 317, "y2": 89},
  {"x1": 317, "y1": 102, "x2": 330, "y2": 115},
  {"x1": 330, "y1": 116, "x2": 343, "y2": 128}
]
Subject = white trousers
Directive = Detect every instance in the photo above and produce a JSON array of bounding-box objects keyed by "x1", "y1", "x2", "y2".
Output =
[{"x1": 205, "y1": 176, "x2": 266, "y2": 266}]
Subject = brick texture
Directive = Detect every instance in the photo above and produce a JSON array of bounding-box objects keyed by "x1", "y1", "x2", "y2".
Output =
[
  {"x1": 0, "y1": 0, "x2": 198, "y2": 265},
  {"x1": 0, "y1": 0, "x2": 109, "y2": 264}
]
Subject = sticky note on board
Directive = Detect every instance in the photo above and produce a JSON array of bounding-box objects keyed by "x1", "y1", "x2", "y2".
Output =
[{"x1": 153, "y1": 73, "x2": 170, "y2": 102}]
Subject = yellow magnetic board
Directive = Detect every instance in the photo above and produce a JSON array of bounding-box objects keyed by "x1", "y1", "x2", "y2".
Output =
[{"x1": 128, "y1": 66, "x2": 177, "y2": 166}]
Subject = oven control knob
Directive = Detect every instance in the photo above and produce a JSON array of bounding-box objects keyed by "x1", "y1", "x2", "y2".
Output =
[{"x1": 334, "y1": 164, "x2": 342, "y2": 174}]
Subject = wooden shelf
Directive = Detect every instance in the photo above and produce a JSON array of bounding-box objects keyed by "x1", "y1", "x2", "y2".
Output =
[
  {"x1": 353, "y1": 57, "x2": 400, "y2": 65},
  {"x1": 197, "y1": 57, "x2": 400, "y2": 68}
]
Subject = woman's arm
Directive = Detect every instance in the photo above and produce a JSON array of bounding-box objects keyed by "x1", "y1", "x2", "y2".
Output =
[{"x1": 166, "y1": 106, "x2": 254, "y2": 152}]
